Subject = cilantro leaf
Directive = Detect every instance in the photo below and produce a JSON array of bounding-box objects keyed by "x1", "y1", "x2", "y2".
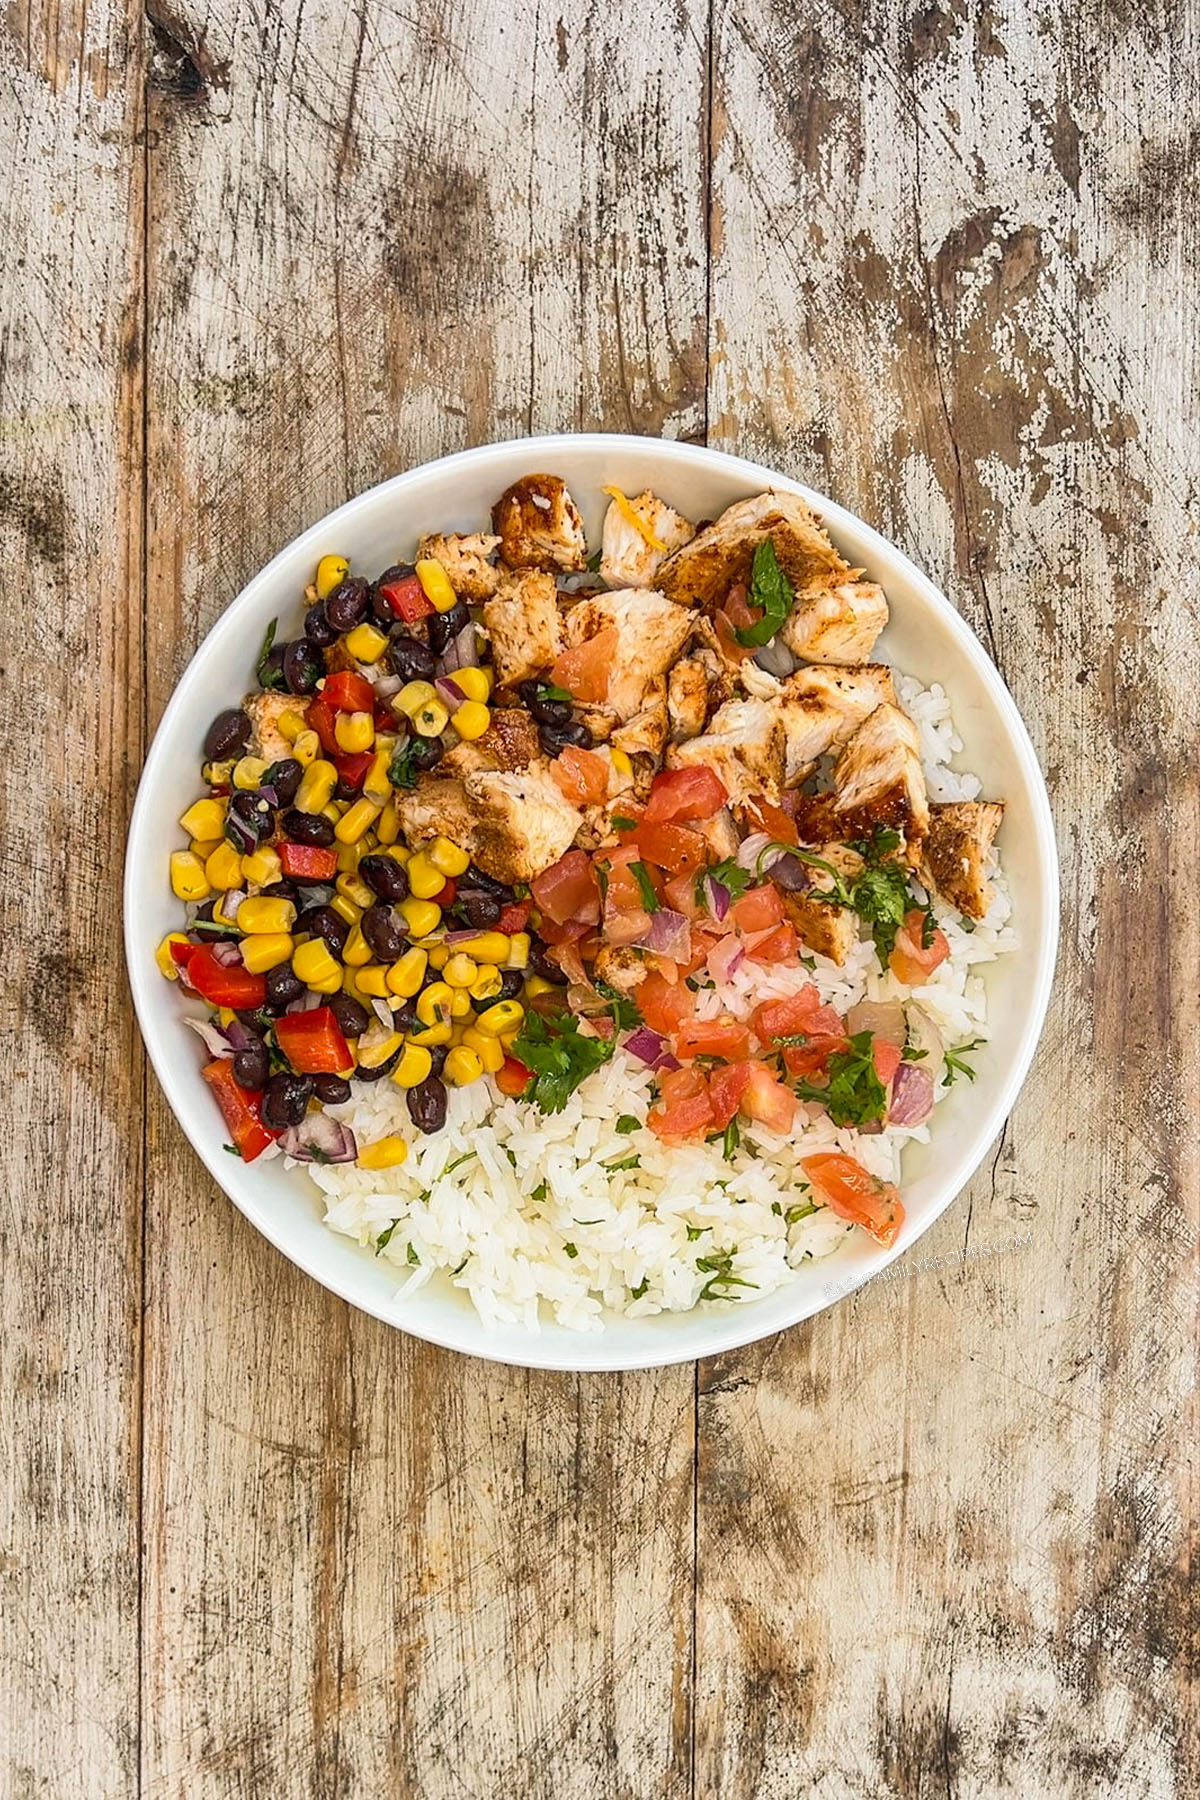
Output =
[
  {"x1": 376, "y1": 1220, "x2": 400, "y2": 1252},
  {"x1": 631, "y1": 1277, "x2": 649, "y2": 1298},
  {"x1": 256, "y1": 618, "x2": 286, "y2": 689},
  {"x1": 696, "y1": 1248, "x2": 758, "y2": 1300},
  {"x1": 563, "y1": 1241, "x2": 578, "y2": 1259},
  {"x1": 630, "y1": 861, "x2": 660, "y2": 912},
  {"x1": 733, "y1": 539, "x2": 794, "y2": 647},
  {"x1": 586, "y1": 548, "x2": 603, "y2": 572},
  {"x1": 943, "y1": 1038, "x2": 985, "y2": 1085},
  {"x1": 616, "y1": 1115, "x2": 641, "y2": 1134},
  {"x1": 610, "y1": 815, "x2": 637, "y2": 831},
  {"x1": 606, "y1": 1153, "x2": 640, "y2": 1171},
  {"x1": 388, "y1": 738, "x2": 423, "y2": 790},
  {"x1": 793, "y1": 1031, "x2": 888, "y2": 1128},
  {"x1": 537, "y1": 682, "x2": 574, "y2": 704},
  {"x1": 509, "y1": 1009, "x2": 616, "y2": 1113},
  {"x1": 695, "y1": 856, "x2": 752, "y2": 908},
  {"x1": 593, "y1": 979, "x2": 642, "y2": 1032}
]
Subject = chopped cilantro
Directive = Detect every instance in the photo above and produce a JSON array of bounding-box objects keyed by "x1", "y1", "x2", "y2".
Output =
[
  {"x1": 610, "y1": 814, "x2": 637, "y2": 831},
  {"x1": 530, "y1": 1179, "x2": 548, "y2": 1203},
  {"x1": 594, "y1": 861, "x2": 610, "y2": 905},
  {"x1": 695, "y1": 856, "x2": 752, "y2": 907},
  {"x1": 630, "y1": 861, "x2": 660, "y2": 912},
  {"x1": 769, "y1": 834, "x2": 915, "y2": 967},
  {"x1": 504, "y1": 1146, "x2": 518, "y2": 1167},
  {"x1": 606, "y1": 1154, "x2": 641, "y2": 1171},
  {"x1": 594, "y1": 979, "x2": 642, "y2": 1031},
  {"x1": 943, "y1": 1038, "x2": 985, "y2": 1085},
  {"x1": 733, "y1": 539, "x2": 794, "y2": 647},
  {"x1": 256, "y1": 617, "x2": 285, "y2": 689},
  {"x1": 901, "y1": 1045, "x2": 928, "y2": 1062},
  {"x1": 406, "y1": 1242, "x2": 419, "y2": 1265},
  {"x1": 376, "y1": 1220, "x2": 400, "y2": 1252},
  {"x1": 388, "y1": 737, "x2": 423, "y2": 790},
  {"x1": 537, "y1": 681, "x2": 574, "y2": 704},
  {"x1": 222, "y1": 1142, "x2": 240, "y2": 1157},
  {"x1": 616, "y1": 1114, "x2": 641, "y2": 1134},
  {"x1": 586, "y1": 548, "x2": 603, "y2": 572},
  {"x1": 696, "y1": 1248, "x2": 758, "y2": 1300},
  {"x1": 786, "y1": 1202, "x2": 818, "y2": 1225},
  {"x1": 510, "y1": 1008, "x2": 616, "y2": 1113},
  {"x1": 722, "y1": 1117, "x2": 741, "y2": 1160},
  {"x1": 920, "y1": 907, "x2": 937, "y2": 949},
  {"x1": 631, "y1": 1277, "x2": 649, "y2": 1298},
  {"x1": 959, "y1": 915, "x2": 977, "y2": 934},
  {"x1": 793, "y1": 1030, "x2": 888, "y2": 1128},
  {"x1": 686, "y1": 1224, "x2": 708, "y2": 1241},
  {"x1": 445, "y1": 1151, "x2": 476, "y2": 1174},
  {"x1": 563, "y1": 1241, "x2": 578, "y2": 1259}
]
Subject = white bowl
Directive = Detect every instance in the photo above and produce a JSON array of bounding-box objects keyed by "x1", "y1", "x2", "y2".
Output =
[{"x1": 125, "y1": 434, "x2": 1058, "y2": 1371}]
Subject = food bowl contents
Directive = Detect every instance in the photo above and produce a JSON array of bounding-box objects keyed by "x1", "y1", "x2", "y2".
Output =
[{"x1": 158, "y1": 476, "x2": 1015, "y2": 1329}]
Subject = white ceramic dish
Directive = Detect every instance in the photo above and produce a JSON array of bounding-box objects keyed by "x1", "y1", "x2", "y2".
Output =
[{"x1": 125, "y1": 434, "x2": 1058, "y2": 1371}]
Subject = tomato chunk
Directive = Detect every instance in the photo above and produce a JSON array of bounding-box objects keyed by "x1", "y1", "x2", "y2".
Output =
[
  {"x1": 274, "y1": 1008, "x2": 353, "y2": 1075},
  {"x1": 728, "y1": 884, "x2": 785, "y2": 934},
  {"x1": 647, "y1": 1066, "x2": 715, "y2": 1142},
  {"x1": 550, "y1": 744, "x2": 609, "y2": 807},
  {"x1": 740, "y1": 1061, "x2": 795, "y2": 1133},
  {"x1": 495, "y1": 1055, "x2": 532, "y2": 1097},
  {"x1": 889, "y1": 909, "x2": 951, "y2": 985},
  {"x1": 637, "y1": 970, "x2": 696, "y2": 1036},
  {"x1": 185, "y1": 945, "x2": 266, "y2": 1010},
  {"x1": 801, "y1": 1152, "x2": 906, "y2": 1248},
  {"x1": 707, "y1": 1060, "x2": 752, "y2": 1128},
  {"x1": 673, "y1": 1017, "x2": 752, "y2": 1062},
  {"x1": 531, "y1": 849, "x2": 599, "y2": 925},
  {"x1": 278, "y1": 841, "x2": 339, "y2": 881},
  {"x1": 497, "y1": 901, "x2": 531, "y2": 935},
  {"x1": 644, "y1": 765, "x2": 728, "y2": 824},
  {"x1": 753, "y1": 987, "x2": 845, "y2": 1044},
  {"x1": 744, "y1": 922, "x2": 798, "y2": 965},
  {"x1": 551, "y1": 625, "x2": 620, "y2": 703},
  {"x1": 629, "y1": 821, "x2": 707, "y2": 875},
  {"x1": 324, "y1": 669, "x2": 375, "y2": 714},
  {"x1": 202, "y1": 1058, "x2": 278, "y2": 1161},
  {"x1": 872, "y1": 1040, "x2": 903, "y2": 1087},
  {"x1": 379, "y1": 573, "x2": 433, "y2": 621}
]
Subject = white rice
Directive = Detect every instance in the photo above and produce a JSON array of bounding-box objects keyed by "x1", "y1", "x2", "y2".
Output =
[{"x1": 306, "y1": 676, "x2": 1016, "y2": 1332}]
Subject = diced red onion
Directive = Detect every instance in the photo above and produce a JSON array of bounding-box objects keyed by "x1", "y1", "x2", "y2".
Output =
[
  {"x1": 753, "y1": 638, "x2": 795, "y2": 677},
  {"x1": 441, "y1": 622, "x2": 479, "y2": 673},
  {"x1": 372, "y1": 672, "x2": 404, "y2": 701},
  {"x1": 221, "y1": 1017, "x2": 258, "y2": 1051},
  {"x1": 625, "y1": 1026, "x2": 666, "y2": 1066},
  {"x1": 209, "y1": 940, "x2": 243, "y2": 967},
  {"x1": 220, "y1": 889, "x2": 247, "y2": 921},
  {"x1": 735, "y1": 831, "x2": 772, "y2": 873},
  {"x1": 707, "y1": 935, "x2": 745, "y2": 984},
  {"x1": 286, "y1": 989, "x2": 323, "y2": 1012},
  {"x1": 704, "y1": 876, "x2": 731, "y2": 921},
  {"x1": 225, "y1": 812, "x2": 258, "y2": 855},
  {"x1": 765, "y1": 853, "x2": 811, "y2": 892},
  {"x1": 281, "y1": 1113, "x2": 359, "y2": 1165},
  {"x1": 847, "y1": 1000, "x2": 907, "y2": 1046},
  {"x1": 183, "y1": 1016, "x2": 234, "y2": 1057},
  {"x1": 889, "y1": 1062, "x2": 935, "y2": 1126},
  {"x1": 436, "y1": 676, "x2": 466, "y2": 707},
  {"x1": 587, "y1": 1015, "x2": 616, "y2": 1041},
  {"x1": 657, "y1": 1053, "x2": 681, "y2": 1071},
  {"x1": 904, "y1": 1004, "x2": 946, "y2": 1084},
  {"x1": 445, "y1": 927, "x2": 485, "y2": 946},
  {"x1": 257, "y1": 784, "x2": 279, "y2": 807},
  {"x1": 636, "y1": 908, "x2": 691, "y2": 959}
]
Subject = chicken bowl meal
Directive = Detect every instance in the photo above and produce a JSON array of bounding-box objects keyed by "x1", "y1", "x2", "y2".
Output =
[{"x1": 134, "y1": 439, "x2": 1049, "y2": 1350}]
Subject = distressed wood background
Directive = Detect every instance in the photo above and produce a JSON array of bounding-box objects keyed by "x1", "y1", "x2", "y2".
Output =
[{"x1": 3, "y1": 1, "x2": 1197, "y2": 1795}]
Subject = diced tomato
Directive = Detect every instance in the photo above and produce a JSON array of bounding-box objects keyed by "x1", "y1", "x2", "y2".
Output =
[
  {"x1": 664, "y1": 868, "x2": 704, "y2": 919},
  {"x1": 744, "y1": 797, "x2": 799, "y2": 847},
  {"x1": 434, "y1": 877, "x2": 457, "y2": 909},
  {"x1": 674, "y1": 1017, "x2": 752, "y2": 1062},
  {"x1": 278, "y1": 841, "x2": 339, "y2": 881},
  {"x1": 801, "y1": 1152, "x2": 906, "y2": 1249},
  {"x1": 753, "y1": 987, "x2": 845, "y2": 1044},
  {"x1": 549, "y1": 744, "x2": 609, "y2": 807},
  {"x1": 728, "y1": 884, "x2": 785, "y2": 934},
  {"x1": 186, "y1": 945, "x2": 267, "y2": 1010},
  {"x1": 332, "y1": 749, "x2": 373, "y2": 791},
  {"x1": 551, "y1": 625, "x2": 620, "y2": 703},
  {"x1": 781, "y1": 1037, "x2": 847, "y2": 1077},
  {"x1": 324, "y1": 669, "x2": 375, "y2": 714},
  {"x1": 889, "y1": 909, "x2": 951, "y2": 985},
  {"x1": 744, "y1": 922, "x2": 798, "y2": 965},
  {"x1": 740, "y1": 1061, "x2": 796, "y2": 1133},
  {"x1": 713, "y1": 608, "x2": 756, "y2": 664},
  {"x1": 872, "y1": 1040, "x2": 903, "y2": 1087},
  {"x1": 379, "y1": 573, "x2": 433, "y2": 622},
  {"x1": 644, "y1": 765, "x2": 728, "y2": 825},
  {"x1": 497, "y1": 901, "x2": 531, "y2": 935},
  {"x1": 306, "y1": 695, "x2": 341, "y2": 756},
  {"x1": 707, "y1": 1059, "x2": 752, "y2": 1128},
  {"x1": 601, "y1": 906, "x2": 652, "y2": 947},
  {"x1": 531, "y1": 849, "x2": 599, "y2": 925},
  {"x1": 168, "y1": 938, "x2": 194, "y2": 967},
  {"x1": 637, "y1": 970, "x2": 696, "y2": 1036},
  {"x1": 723, "y1": 581, "x2": 758, "y2": 632},
  {"x1": 629, "y1": 821, "x2": 707, "y2": 876},
  {"x1": 274, "y1": 1008, "x2": 353, "y2": 1075},
  {"x1": 202, "y1": 1059, "x2": 278, "y2": 1161},
  {"x1": 599, "y1": 846, "x2": 649, "y2": 912},
  {"x1": 495, "y1": 1055, "x2": 532, "y2": 1097},
  {"x1": 536, "y1": 913, "x2": 594, "y2": 946},
  {"x1": 647, "y1": 1066, "x2": 715, "y2": 1142}
]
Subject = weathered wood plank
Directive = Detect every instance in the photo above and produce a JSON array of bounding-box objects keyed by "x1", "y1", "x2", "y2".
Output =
[
  {"x1": 701, "y1": 2, "x2": 1198, "y2": 1795},
  {"x1": 0, "y1": 2, "x2": 145, "y2": 1793},
  {"x1": 140, "y1": 3, "x2": 707, "y2": 1794}
]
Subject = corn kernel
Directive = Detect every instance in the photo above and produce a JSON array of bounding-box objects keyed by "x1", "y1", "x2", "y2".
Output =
[
  {"x1": 462, "y1": 1026, "x2": 505, "y2": 1073},
  {"x1": 322, "y1": 801, "x2": 344, "y2": 826},
  {"x1": 406, "y1": 852, "x2": 446, "y2": 900},
  {"x1": 344, "y1": 622, "x2": 389, "y2": 663},
  {"x1": 505, "y1": 932, "x2": 530, "y2": 971},
  {"x1": 341, "y1": 923, "x2": 372, "y2": 967},
  {"x1": 316, "y1": 553, "x2": 350, "y2": 600},
  {"x1": 474, "y1": 999, "x2": 524, "y2": 1038},
  {"x1": 391, "y1": 1043, "x2": 433, "y2": 1088},
  {"x1": 295, "y1": 759, "x2": 337, "y2": 812},
  {"x1": 238, "y1": 895, "x2": 296, "y2": 935},
  {"x1": 524, "y1": 974, "x2": 556, "y2": 999},
  {"x1": 362, "y1": 750, "x2": 392, "y2": 806},
  {"x1": 293, "y1": 939, "x2": 341, "y2": 987},
  {"x1": 204, "y1": 842, "x2": 242, "y2": 892},
  {"x1": 453, "y1": 665, "x2": 492, "y2": 704},
  {"x1": 449, "y1": 988, "x2": 472, "y2": 1018},
  {"x1": 453, "y1": 700, "x2": 490, "y2": 741},
  {"x1": 415, "y1": 557, "x2": 458, "y2": 612},
  {"x1": 335, "y1": 797, "x2": 381, "y2": 845},
  {"x1": 189, "y1": 836, "x2": 222, "y2": 863},
  {"x1": 169, "y1": 851, "x2": 210, "y2": 902},
  {"x1": 277, "y1": 708, "x2": 308, "y2": 743},
  {"x1": 386, "y1": 947, "x2": 428, "y2": 998},
  {"x1": 407, "y1": 1019, "x2": 453, "y2": 1048},
  {"x1": 310, "y1": 966, "x2": 343, "y2": 996},
  {"x1": 413, "y1": 698, "x2": 449, "y2": 738},
  {"x1": 334, "y1": 709, "x2": 375, "y2": 754},
  {"x1": 424, "y1": 942, "x2": 449, "y2": 971},
  {"x1": 610, "y1": 747, "x2": 634, "y2": 778},
  {"x1": 428, "y1": 835, "x2": 471, "y2": 878},
  {"x1": 357, "y1": 1135, "x2": 408, "y2": 1171},
  {"x1": 180, "y1": 797, "x2": 226, "y2": 840},
  {"x1": 400, "y1": 898, "x2": 441, "y2": 938},
  {"x1": 396, "y1": 679, "x2": 436, "y2": 720},
  {"x1": 443, "y1": 953, "x2": 478, "y2": 989},
  {"x1": 467, "y1": 965, "x2": 502, "y2": 1003},
  {"x1": 335, "y1": 840, "x2": 364, "y2": 874},
  {"x1": 355, "y1": 964, "x2": 390, "y2": 998},
  {"x1": 232, "y1": 755, "x2": 269, "y2": 791},
  {"x1": 241, "y1": 846, "x2": 282, "y2": 888},
  {"x1": 329, "y1": 893, "x2": 362, "y2": 928},
  {"x1": 455, "y1": 931, "x2": 510, "y2": 965},
  {"x1": 375, "y1": 797, "x2": 400, "y2": 844},
  {"x1": 293, "y1": 729, "x2": 320, "y2": 767},
  {"x1": 155, "y1": 933, "x2": 190, "y2": 980},
  {"x1": 444, "y1": 1046, "x2": 483, "y2": 1087},
  {"x1": 415, "y1": 981, "x2": 454, "y2": 1028},
  {"x1": 241, "y1": 932, "x2": 294, "y2": 973},
  {"x1": 358, "y1": 1030, "x2": 404, "y2": 1070},
  {"x1": 202, "y1": 760, "x2": 233, "y2": 786},
  {"x1": 336, "y1": 872, "x2": 375, "y2": 910},
  {"x1": 385, "y1": 844, "x2": 411, "y2": 866}
]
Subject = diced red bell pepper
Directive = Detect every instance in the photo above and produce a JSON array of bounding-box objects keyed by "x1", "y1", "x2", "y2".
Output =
[
  {"x1": 202, "y1": 1059, "x2": 278, "y2": 1161},
  {"x1": 168, "y1": 937, "x2": 194, "y2": 967},
  {"x1": 434, "y1": 877, "x2": 458, "y2": 908},
  {"x1": 324, "y1": 669, "x2": 376, "y2": 714},
  {"x1": 278, "y1": 841, "x2": 339, "y2": 881},
  {"x1": 498, "y1": 901, "x2": 532, "y2": 935},
  {"x1": 274, "y1": 1007, "x2": 353, "y2": 1075},
  {"x1": 185, "y1": 944, "x2": 267, "y2": 1010},
  {"x1": 495, "y1": 1055, "x2": 532, "y2": 1097},
  {"x1": 306, "y1": 695, "x2": 341, "y2": 756},
  {"x1": 379, "y1": 573, "x2": 433, "y2": 621},
  {"x1": 332, "y1": 749, "x2": 373, "y2": 791}
]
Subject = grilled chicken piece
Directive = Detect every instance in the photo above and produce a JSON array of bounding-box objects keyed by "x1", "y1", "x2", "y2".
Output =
[
  {"x1": 611, "y1": 679, "x2": 669, "y2": 760},
  {"x1": 592, "y1": 944, "x2": 646, "y2": 995},
  {"x1": 780, "y1": 580, "x2": 888, "y2": 665},
  {"x1": 693, "y1": 806, "x2": 741, "y2": 862},
  {"x1": 397, "y1": 764, "x2": 581, "y2": 885},
  {"x1": 777, "y1": 843, "x2": 864, "y2": 966},
  {"x1": 561, "y1": 586, "x2": 694, "y2": 722},
  {"x1": 667, "y1": 647, "x2": 731, "y2": 744},
  {"x1": 829, "y1": 703, "x2": 929, "y2": 851},
  {"x1": 921, "y1": 800, "x2": 1004, "y2": 919},
  {"x1": 417, "y1": 531, "x2": 502, "y2": 601},
  {"x1": 599, "y1": 488, "x2": 695, "y2": 589},
  {"x1": 656, "y1": 490, "x2": 852, "y2": 610},
  {"x1": 242, "y1": 691, "x2": 297, "y2": 763},
  {"x1": 777, "y1": 663, "x2": 896, "y2": 785},
  {"x1": 492, "y1": 474, "x2": 587, "y2": 572},
  {"x1": 440, "y1": 707, "x2": 540, "y2": 778},
  {"x1": 667, "y1": 696, "x2": 786, "y2": 807},
  {"x1": 482, "y1": 570, "x2": 563, "y2": 692}
]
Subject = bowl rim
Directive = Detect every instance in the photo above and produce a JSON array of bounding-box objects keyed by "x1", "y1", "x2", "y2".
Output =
[{"x1": 125, "y1": 431, "x2": 1059, "y2": 1370}]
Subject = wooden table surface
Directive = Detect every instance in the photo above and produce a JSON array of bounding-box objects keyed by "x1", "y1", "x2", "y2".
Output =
[{"x1": 5, "y1": 2, "x2": 1197, "y2": 1795}]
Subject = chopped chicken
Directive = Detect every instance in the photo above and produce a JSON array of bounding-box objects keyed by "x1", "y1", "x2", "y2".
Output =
[
  {"x1": 611, "y1": 679, "x2": 669, "y2": 760},
  {"x1": 397, "y1": 764, "x2": 581, "y2": 885},
  {"x1": 242, "y1": 691, "x2": 297, "y2": 763},
  {"x1": 692, "y1": 806, "x2": 741, "y2": 862},
  {"x1": 482, "y1": 571, "x2": 563, "y2": 692},
  {"x1": 667, "y1": 696, "x2": 786, "y2": 807},
  {"x1": 656, "y1": 489, "x2": 853, "y2": 610},
  {"x1": 417, "y1": 531, "x2": 502, "y2": 602},
  {"x1": 829, "y1": 703, "x2": 929, "y2": 850},
  {"x1": 593, "y1": 945, "x2": 646, "y2": 996},
  {"x1": 560, "y1": 587, "x2": 694, "y2": 723},
  {"x1": 441, "y1": 707, "x2": 540, "y2": 778},
  {"x1": 599, "y1": 487, "x2": 695, "y2": 588},
  {"x1": 780, "y1": 580, "x2": 888, "y2": 665},
  {"x1": 777, "y1": 844, "x2": 865, "y2": 966},
  {"x1": 323, "y1": 639, "x2": 375, "y2": 678},
  {"x1": 492, "y1": 474, "x2": 587, "y2": 572},
  {"x1": 921, "y1": 800, "x2": 1004, "y2": 919},
  {"x1": 776, "y1": 663, "x2": 897, "y2": 785},
  {"x1": 668, "y1": 648, "x2": 731, "y2": 743}
]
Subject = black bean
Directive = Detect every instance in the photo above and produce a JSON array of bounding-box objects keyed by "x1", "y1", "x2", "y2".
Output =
[
  {"x1": 283, "y1": 639, "x2": 323, "y2": 695},
  {"x1": 304, "y1": 601, "x2": 339, "y2": 648},
  {"x1": 427, "y1": 599, "x2": 470, "y2": 655},
  {"x1": 334, "y1": 774, "x2": 361, "y2": 803},
  {"x1": 389, "y1": 1000, "x2": 420, "y2": 1034},
  {"x1": 518, "y1": 680, "x2": 572, "y2": 728},
  {"x1": 229, "y1": 790, "x2": 273, "y2": 843},
  {"x1": 328, "y1": 992, "x2": 370, "y2": 1038},
  {"x1": 473, "y1": 970, "x2": 525, "y2": 1011},
  {"x1": 312, "y1": 1074, "x2": 351, "y2": 1105},
  {"x1": 260, "y1": 880, "x2": 300, "y2": 903},
  {"x1": 407, "y1": 1075, "x2": 448, "y2": 1134},
  {"x1": 205, "y1": 708, "x2": 251, "y2": 760},
  {"x1": 281, "y1": 808, "x2": 335, "y2": 847},
  {"x1": 261, "y1": 1071, "x2": 313, "y2": 1130},
  {"x1": 361, "y1": 903, "x2": 406, "y2": 962},
  {"x1": 409, "y1": 734, "x2": 444, "y2": 772},
  {"x1": 262, "y1": 758, "x2": 303, "y2": 805},
  {"x1": 297, "y1": 905, "x2": 348, "y2": 954},
  {"x1": 355, "y1": 1050, "x2": 401, "y2": 1084},
  {"x1": 426, "y1": 1044, "x2": 449, "y2": 1079},
  {"x1": 530, "y1": 942, "x2": 568, "y2": 985},
  {"x1": 359, "y1": 853, "x2": 409, "y2": 903},
  {"x1": 232, "y1": 1041, "x2": 270, "y2": 1090},
  {"x1": 457, "y1": 887, "x2": 501, "y2": 929},
  {"x1": 538, "y1": 718, "x2": 593, "y2": 756},
  {"x1": 388, "y1": 631, "x2": 437, "y2": 684},
  {"x1": 324, "y1": 577, "x2": 371, "y2": 631},
  {"x1": 264, "y1": 962, "x2": 305, "y2": 1012},
  {"x1": 459, "y1": 865, "x2": 513, "y2": 899}
]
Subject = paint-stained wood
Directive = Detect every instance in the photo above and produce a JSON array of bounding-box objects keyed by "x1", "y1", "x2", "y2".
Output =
[{"x1": 3, "y1": 1, "x2": 1198, "y2": 1796}]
